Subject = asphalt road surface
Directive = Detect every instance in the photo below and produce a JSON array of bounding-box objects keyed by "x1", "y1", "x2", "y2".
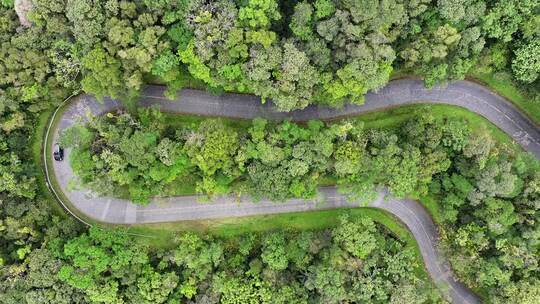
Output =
[{"x1": 50, "y1": 78, "x2": 540, "y2": 304}]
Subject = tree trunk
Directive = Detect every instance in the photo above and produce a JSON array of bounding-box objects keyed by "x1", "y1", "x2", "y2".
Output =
[{"x1": 14, "y1": 0, "x2": 33, "y2": 28}]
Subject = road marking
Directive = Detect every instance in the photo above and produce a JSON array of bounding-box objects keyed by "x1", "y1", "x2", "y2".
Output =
[{"x1": 100, "y1": 199, "x2": 112, "y2": 221}]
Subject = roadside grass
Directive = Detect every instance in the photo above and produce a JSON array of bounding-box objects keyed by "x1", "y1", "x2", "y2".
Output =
[
  {"x1": 40, "y1": 99, "x2": 521, "y2": 231},
  {"x1": 413, "y1": 193, "x2": 443, "y2": 225},
  {"x1": 38, "y1": 91, "x2": 522, "y2": 300},
  {"x1": 31, "y1": 109, "x2": 69, "y2": 217},
  {"x1": 357, "y1": 103, "x2": 519, "y2": 148},
  {"x1": 128, "y1": 207, "x2": 430, "y2": 280},
  {"x1": 143, "y1": 68, "x2": 207, "y2": 90},
  {"x1": 469, "y1": 71, "x2": 540, "y2": 126},
  {"x1": 37, "y1": 97, "x2": 103, "y2": 226},
  {"x1": 160, "y1": 111, "x2": 252, "y2": 130},
  {"x1": 117, "y1": 103, "x2": 521, "y2": 202},
  {"x1": 392, "y1": 67, "x2": 540, "y2": 127},
  {"x1": 130, "y1": 208, "x2": 410, "y2": 246}
]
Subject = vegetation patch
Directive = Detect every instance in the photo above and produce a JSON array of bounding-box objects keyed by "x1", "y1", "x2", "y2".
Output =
[
  {"x1": 61, "y1": 107, "x2": 467, "y2": 204},
  {"x1": 56, "y1": 215, "x2": 442, "y2": 303},
  {"x1": 2, "y1": 0, "x2": 540, "y2": 303}
]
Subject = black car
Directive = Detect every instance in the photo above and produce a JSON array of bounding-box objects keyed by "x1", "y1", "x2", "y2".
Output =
[{"x1": 53, "y1": 143, "x2": 64, "y2": 161}]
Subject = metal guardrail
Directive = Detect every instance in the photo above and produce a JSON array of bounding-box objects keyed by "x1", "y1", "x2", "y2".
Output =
[{"x1": 41, "y1": 92, "x2": 93, "y2": 226}]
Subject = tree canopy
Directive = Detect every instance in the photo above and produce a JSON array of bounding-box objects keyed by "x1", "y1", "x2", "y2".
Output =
[{"x1": 1, "y1": 1, "x2": 539, "y2": 303}]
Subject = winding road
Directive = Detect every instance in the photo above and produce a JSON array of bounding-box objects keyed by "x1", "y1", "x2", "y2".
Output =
[{"x1": 47, "y1": 79, "x2": 540, "y2": 304}]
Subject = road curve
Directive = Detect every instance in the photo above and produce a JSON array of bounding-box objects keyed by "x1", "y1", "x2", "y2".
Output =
[{"x1": 49, "y1": 78, "x2": 540, "y2": 304}]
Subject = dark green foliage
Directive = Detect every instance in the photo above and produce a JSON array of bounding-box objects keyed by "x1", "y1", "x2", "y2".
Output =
[
  {"x1": 1, "y1": 2, "x2": 540, "y2": 303},
  {"x1": 65, "y1": 109, "x2": 461, "y2": 204},
  {"x1": 63, "y1": 106, "x2": 190, "y2": 204},
  {"x1": 429, "y1": 136, "x2": 540, "y2": 302},
  {"x1": 50, "y1": 216, "x2": 439, "y2": 303},
  {"x1": 0, "y1": 8, "x2": 85, "y2": 303},
  {"x1": 5, "y1": 0, "x2": 539, "y2": 108},
  {"x1": 0, "y1": 197, "x2": 84, "y2": 304},
  {"x1": 28, "y1": 0, "x2": 190, "y2": 99},
  {"x1": 57, "y1": 227, "x2": 179, "y2": 303}
]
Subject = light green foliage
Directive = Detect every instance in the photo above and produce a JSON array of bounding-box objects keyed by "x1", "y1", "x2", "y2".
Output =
[
  {"x1": 238, "y1": 0, "x2": 281, "y2": 28},
  {"x1": 462, "y1": 126, "x2": 494, "y2": 168},
  {"x1": 268, "y1": 42, "x2": 320, "y2": 110},
  {"x1": 0, "y1": 0, "x2": 13, "y2": 7},
  {"x1": 332, "y1": 215, "x2": 377, "y2": 259},
  {"x1": 80, "y1": 47, "x2": 123, "y2": 100},
  {"x1": 183, "y1": 119, "x2": 239, "y2": 196},
  {"x1": 290, "y1": 2, "x2": 314, "y2": 40},
  {"x1": 0, "y1": 142, "x2": 36, "y2": 198},
  {"x1": 185, "y1": 120, "x2": 238, "y2": 176},
  {"x1": 213, "y1": 276, "x2": 273, "y2": 303},
  {"x1": 178, "y1": 42, "x2": 213, "y2": 85},
  {"x1": 1, "y1": 2, "x2": 540, "y2": 303},
  {"x1": 58, "y1": 228, "x2": 178, "y2": 304},
  {"x1": 172, "y1": 232, "x2": 223, "y2": 280},
  {"x1": 400, "y1": 23, "x2": 475, "y2": 87},
  {"x1": 58, "y1": 228, "x2": 139, "y2": 300},
  {"x1": 63, "y1": 107, "x2": 189, "y2": 204},
  {"x1": 324, "y1": 60, "x2": 392, "y2": 104},
  {"x1": 428, "y1": 119, "x2": 540, "y2": 303},
  {"x1": 237, "y1": 119, "x2": 336, "y2": 200},
  {"x1": 136, "y1": 266, "x2": 179, "y2": 303},
  {"x1": 482, "y1": 0, "x2": 538, "y2": 43},
  {"x1": 512, "y1": 39, "x2": 540, "y2": 83},
  {"x1": 48, "y1": 41, "x2": 82, "y2": 89},
  {"x1": 151, "y1": 50, "x2": 184, "y2": 98},
  {"x1": 476, "y1": 198, "x2": 518, "y2": 236},
  {"x1": 314, "y1": 0, "x2": 335, "y2": 19},
  {"x1": 106, "y1": 18, "x2": 135, "y2": 48},
  {"x1": 336, "y1": 111, "x2": 452, "y2": 198},
  {"x1": 437, "y1": 0, "x2": 485, "y2": 25},
  {"x1": 261, "y1": 232, "x2": 289, "y2": 270},
  {"x1": 65, "y1": 0, "x2": 106, "y2": 49},
  {"x1": 334, "y1": 140, "x2": 363, "y2": 176}
]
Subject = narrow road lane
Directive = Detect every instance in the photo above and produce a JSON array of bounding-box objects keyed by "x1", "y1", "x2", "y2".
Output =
[{"x1": 49, "y1": 79, "x2": 540, "y2": 304}]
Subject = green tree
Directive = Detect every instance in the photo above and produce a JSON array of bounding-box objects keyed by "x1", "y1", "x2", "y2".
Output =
[
  {"x1": 58, "y1": 228, "x2": 150, "y2": 303},
  {"x1": 290, "y1": 2, "x2": 314, "y2": 40},
  {"x1": 512, "y1": 39, "x2": 540, "y2": 83},
  {"x1": 332, "y1": 215, "x2": 377, "y2": 259},
  {"x1": 80, "y1": 47, "x2": 124, "y2": 100}
]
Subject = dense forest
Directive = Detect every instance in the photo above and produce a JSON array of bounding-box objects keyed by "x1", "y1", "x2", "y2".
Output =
[
  {"x1": 1, "y1": 0, "x2": 539, "y2": 303},
  {"x1": 3, "y1": 216, "x2": 442, "y2": 303},
  {"x1": 63, "y1": 107, "x2": 540, "y2": 303},
  {"x1": 62, "y1": 109, "x2": 459, "y2": 204}
]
